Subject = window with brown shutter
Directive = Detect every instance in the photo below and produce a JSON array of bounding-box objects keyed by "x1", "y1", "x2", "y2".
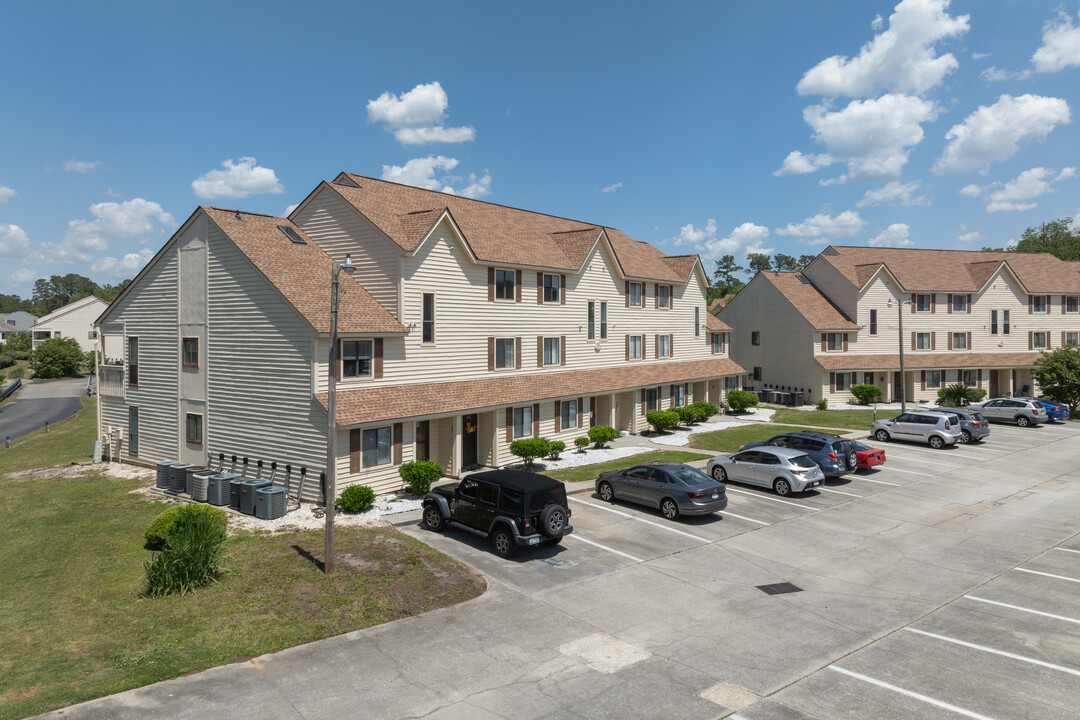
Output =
[
  {"x1": 505, "y1": 408, "x2": 513, "y2": 443},
  {"x1": 349, "y1": 429, "x2": 361, "y2": 472},
  {"x1": 821, "y1": 333, "x2": 826, "y2": 351},
  {"x1": 374, "y1": 338, "x2": 384, "y2": 379},
  {"x1": 515, "y1": 270, "x2": 522, "y2": 302},
  {"x1": 911, "y1": 332, "x2": 916, "y2": 350},
  {"x1": 560, "y1": 274, "x2": 566, "y2": 305},
  {"x1": 829, "y1": 372, "x2": 835, "y2": 393},
  {"x1": 654, "y1": 333, "x2": 659, "y2": 359},
  {"x1": 488, "y1": 267, "x2": 495, "y2": 301},
  {"x1": 947, "y1": 294, "x2": 952, "y2": 313},
  {"x1": 487, "y1": 337, "x2": 495, "y2": 371},
  {"x1": 931, "y1": 295, "x2": 936, "y2": 314},
  {"x1": 554, "y1": 402, "x2": 561, "y2": 432},
  {"x1": 930, "y1": 332, "x2": 936, "y2": 350},
  {"x1": 625, "y1": 280, "x2": 631, "y2": 307},
  {"x1": 393, "y1": 423, "x2": 402, "y2": 464},
  {"x1": 532, "y1": 404, "x2": 540, "y2": 436},
  {"x1": 515, "y1": 337, "x2": 522, "y2": 369},
  {"x1": 625, "y1": 335, "x2": 630, "y2": 361},
  {"x1": 1028, "y1": 331, "x2": 1033, "y2": 350},
  {"x1": 842, "y1": 333, "x2": 848, "y2": 351}
]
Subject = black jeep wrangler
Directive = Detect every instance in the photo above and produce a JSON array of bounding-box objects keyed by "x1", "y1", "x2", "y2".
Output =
[{"x1": 421, "y1": 469, "x2": 573, "y2": 558}]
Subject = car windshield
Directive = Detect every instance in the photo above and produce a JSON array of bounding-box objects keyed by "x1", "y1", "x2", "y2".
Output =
[
  {"x1": 670, "y1": 467, "x2": 713, "y2": 486},
  {"x1": 849, "y1": 441, "x2": 871, "y2": 451},
  {"x1": 526, "y1": 487, "x2": 566, "y2": 513},
  {"x1": 790, "y1": 455, "x2": 818, "y2": 469}
]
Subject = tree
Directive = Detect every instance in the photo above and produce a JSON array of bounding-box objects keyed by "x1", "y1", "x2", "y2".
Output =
[
  {"x1": 4, "y1": 331, "x2": 31, "y2": 354},
  {"x1": 1014, "y1": 217, "x2": 1080, "y2": 261},
  {"x1": 31, "y1": 274, "x2": 98, "y2": 314},
  {"x1": 746, "y1": 252, "x2": 772, "y2": 276},
  {"x1": 712, "y1": 255, "x2": 743, "y2": 295},
  {"x1": 97, "y1": 279, "x2": 132, "y2": 302},
  {"x1": 773, "y1": 253, "x2": 800, "y2": 272},
  {"x1": 798, "y1": 254, "x2": 816, "y2": 269},
  {"x1": 29, "y1": 337, "x2": 86, "y2": 378},
  {"x1": 1032, "y1": 347, "x2": 1080, "y2": 415}
]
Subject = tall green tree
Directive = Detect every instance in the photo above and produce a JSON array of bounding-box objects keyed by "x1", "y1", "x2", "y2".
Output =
[
  {"x1": 97, "y1": 279, "x2": 132, "y2": 302},
  {"x1": 772, "y1": 253, "x2": 800, "y2": 271},
  {"x1": 1032, "y1": 347, "x2": 1080, "y2": 415},
  {"x1": 712, "y1": 254, "x2": 744, "y2": 295},
  {"x1": 1014, "y1": 217, "x2": 1079, "y2": 261},
  {"x1": 31, "y1": 274, "x2": 98, "y2": 314},
  {"x1": 746, "y1": 252, "x2": 772, "y2": 275},
  {"x1": 798, "y1": 254, "x2": 816, "y2": 269}
]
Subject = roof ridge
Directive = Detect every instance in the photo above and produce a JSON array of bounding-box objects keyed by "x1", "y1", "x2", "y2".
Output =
[{"x1": 205, "y1": 206, "x2": 288, "y2": 221}]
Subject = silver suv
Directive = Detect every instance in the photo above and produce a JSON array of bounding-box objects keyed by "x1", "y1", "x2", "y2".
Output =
[
  {"x1": 969, "y1": 398, "x2": 1048, "y2": 427},
  {"x1": 871, "y1": 411, "x2": 962, "y2": 448}
]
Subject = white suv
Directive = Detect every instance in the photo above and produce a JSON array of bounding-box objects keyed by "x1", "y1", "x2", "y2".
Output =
[{"x1": 871, "y1": 411, "x2": 962, "y2": 448}]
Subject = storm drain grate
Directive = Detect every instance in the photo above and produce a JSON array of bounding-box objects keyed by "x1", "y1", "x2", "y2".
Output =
[{"x1": 755, "y1": 582, "x2": 802, "y2": 595}]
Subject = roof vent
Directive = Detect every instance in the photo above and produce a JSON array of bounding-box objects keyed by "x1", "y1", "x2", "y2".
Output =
[
  {"x1": 278, "y1": 225, "x2": 307, "y2": 245},
  {"x1": 796, "y1": 275, "x2": 811, "y2": 284}
]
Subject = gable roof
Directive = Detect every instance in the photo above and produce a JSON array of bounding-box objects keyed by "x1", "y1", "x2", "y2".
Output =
[
  {"x1": 323, "y1": 173, "x2": 688, "y2": 282},
  {"x1": 706, "y1": 313, "x2": 732, "y2": 331},
  {"x1": 708, "y1": 297, "x2": 726, "y2": 313},
  {"x1": 32, "y1": 295, "x2": 109, "y2": 326},
  {"x1": 819, "y1": 246, "x2": 1080, "y2": 293},
  {"x1": 758, "y1": 271, "x2": 859, "y2": 330}
]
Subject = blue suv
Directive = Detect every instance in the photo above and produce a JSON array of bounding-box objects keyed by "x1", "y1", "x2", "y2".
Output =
[{"x1": 740, "y1": 431, "x2": 856, "y2": 478}]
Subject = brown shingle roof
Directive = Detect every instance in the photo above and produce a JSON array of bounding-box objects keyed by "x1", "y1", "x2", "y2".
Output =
[
  {"x1": 317, "y1": 358, "x2": 746, "y2": 425},
  {"x1": 708, "y1": 297, "x2": 727, "y2": 312},
  {"x1": 706, "y1": 314, "x2": 732, "y2": 331},
  {"x1": 327, "y1": 174, "x2": 686, "y2": 282},
  {"x1": 204, "y1": 208, "x2": 407, "y2": 335},
  {"x1": 759, "y1": 271, "x2": 859, "y2": 330},
  {"x1": 818, "y1": 246, "x2": 1080, "y2": 293},
  {"x1": 815, "y1": 352, "x2": 1043, "y2": 371}
]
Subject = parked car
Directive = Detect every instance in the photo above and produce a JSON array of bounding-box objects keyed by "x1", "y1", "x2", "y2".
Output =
[
  {"x1": 740, "y1": 431, "x2": 856, "y2": 477},
  {"x1": 968, "y1": 398, "x2": 1048, "y2": 427},
  {"x1": 937, "y1": 407, "x2": 991, "y2": 443},
  {"x1": 596, "y1": 461, "x2": 727, "y2": 519},
  {"x1": 707, "y1": 447, "x2": 825, "y2": 496},
  {"x1": 848, "y1": 440, "x2": 885, "y2": 469},
  {"x1": 1019, "y1": 397, "x2": 1069, "y2": 422},
  {"x1": 870, "y1": 411, "x2": 961, "y2": 448},
  {"x1": 422, "y1": 469, "x2": 572, "y2": 558}
]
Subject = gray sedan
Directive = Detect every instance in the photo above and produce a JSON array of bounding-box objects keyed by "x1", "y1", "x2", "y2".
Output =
[
  {"x1": 707, "y1": 447, "x2": 825, "y2": 496},
  {"x1": 595, "y1": 462, "x2": 727, "y2": 519}
]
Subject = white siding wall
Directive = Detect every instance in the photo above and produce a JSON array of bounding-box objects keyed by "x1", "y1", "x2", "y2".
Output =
[
  {"x1": 802, "y1": 257, "x2": 858, "y2": 321},
  {"x1": 32, "y1": 298, "x2": 109, "y2": 352}
]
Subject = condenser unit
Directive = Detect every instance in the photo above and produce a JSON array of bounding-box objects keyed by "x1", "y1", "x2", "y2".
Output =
[
  {"x1": 169, "y1": 463, "x2": 193, "y2": 494},
  {"x1": 255, "y1": 486, "x2": 287, "y2": 519},
  {"x1": 240, "y1": 479, "x2": 272, "y2": 515},
  {"x1": 188, "y1": 468, "x2": 213, "y2": 502},
  {"x1": 207, "y1": 473, "x2": 237, "y2": 506},
  {"x1": 156, "y1": 460, "x2": 177, "y2": 489}
]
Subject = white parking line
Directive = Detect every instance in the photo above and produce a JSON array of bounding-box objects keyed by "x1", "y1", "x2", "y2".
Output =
[
  {"x1": 568, "y1": 497, "x2": 711, "y2": 543},
  {"x1": 866, "y1": 465, "x2": 930, "y2": 476},
  {"x1": 564, "y1": 533, "x2": 643, "y2": 563},
  {"x1": 724, "y1": 487, "x2": 818, "y2": 510},
  {"x1": 828, "y1": 666, "x2": 997, "y2": 720},
  {"x1": 851, "y1": 475, "x2": 900, "y2": 486},
  {"x1": 819, "y1": 487, "x2": 863, "y2": 498},
  {"x1": 1015, "y1": 567, "x2": 1080, "y2": 584},
  {"x1": 964, "y1": 595, "x2": 1080, "y2": 625},
  {"x1": 906, "y1": 627, "x2": 1080, "y2": 678},
  {"x1": 860, "y1": 449, "x2": 964, "y2": 467},
  {"x1": 1054, "y1": 547, "x2": 1080, "y2": 555},
  {"x1": 721, "y1": 510, "x2": 770, "y2": 526},
  {"x1": 979, "y1": 437, "x2": 1031, "y2": 448}
]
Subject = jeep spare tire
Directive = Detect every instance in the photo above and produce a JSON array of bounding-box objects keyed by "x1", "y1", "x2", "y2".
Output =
[{"x1": 540, "y1": 504, "x2": 567, "y2": 538}]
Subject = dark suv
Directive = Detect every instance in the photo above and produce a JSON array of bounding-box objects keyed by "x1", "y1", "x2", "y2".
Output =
[
  {"x1": 421, "y1": 469, "x2": 573, "y2": 558},
  {"x1": 741, "y1": 431, "x2": 856, "y2": 478}
]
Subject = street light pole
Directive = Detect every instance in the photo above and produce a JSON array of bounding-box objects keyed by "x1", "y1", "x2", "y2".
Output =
[
  {"x1": 889, "y1": 297, "x2": 911, "y2": 412},
  {"x1": 326, "y1": 253, "x2": 355, "y2": 575}
]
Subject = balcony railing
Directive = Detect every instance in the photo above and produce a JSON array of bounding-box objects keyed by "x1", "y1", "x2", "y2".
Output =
[{"x1": 99, "y1": 365, "x2": 124, "y2": 397}]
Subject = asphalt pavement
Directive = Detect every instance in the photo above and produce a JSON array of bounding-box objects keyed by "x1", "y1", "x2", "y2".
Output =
[{"x1": 0, "y1": 378, "x2": 86, "y2": 444}]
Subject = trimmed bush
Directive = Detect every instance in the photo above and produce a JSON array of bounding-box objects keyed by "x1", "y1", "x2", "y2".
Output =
[
  {"x1": 588, "y1": 425, "x2": 619, "y2": 448},
  {"x1": 816, "y1": 397, "x2": 829, "y2": 410},
  {"x1": 398, "y1": 460, "x2": 443, "y2": 495},
  {"x1": 726, "y1": 390, "x2": 759, "y2": 413},
  {"x1": 673, "y1": 406, "x2": 698, "y2": 425},
  {"x1": 645, "y1": 409, "x2": 680, "y2": 432},
  {"x1": 145, "y1": 504, "x2": 227, "y2": 551},
  {"x1": 510, "y1": 437, "x2": 552, "y2": 468},
  {"x1": 850, "y1": 383, "x2": 883, "y2": 405},
  {"x1": 0, "y1": 353, "x2": 15, "y2": 370},
  {"x1": 547, "y1": 440, "x2": 566, "y2": 460},
  {"x1": 937, "y1": 384, "x2": 987, "y2": 407},
  {"x1": 338, "y1": 484, "x2": 376, "y2": 512},
  {"x1": 574, "y1": 436, "x2": 590, "y2": 452},
  {"x1": 144, "y1": 509, "x2": 226, "y2": 597},
  {"x1": 691, "y1": 401, "x2": 719, "y2": 419}
]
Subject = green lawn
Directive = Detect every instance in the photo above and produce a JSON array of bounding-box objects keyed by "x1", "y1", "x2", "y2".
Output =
[
  {"x1": 0, "y1": 396, "x2": 96, "y2": 475},
  {"x1": 542, "y1": 449, "x2": 709, "y2": 484},
  {"x1": 768, "y1": 407, "x2": 901, "y2": 431},
  {"x1": 688, "y1": 424, "x2": 843, "y2": 453}
]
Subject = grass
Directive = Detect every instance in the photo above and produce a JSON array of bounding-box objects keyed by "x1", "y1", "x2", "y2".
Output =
[
  {"x1": 768, "y1": 406, "x2": 902, "y2": 431},
  {"x1": 0, "y1": 396, "x2": 96, "y2": 475},
  {"x1": 0, "y1": 470, "x2": 484, "y2": 720},
  {"x1": 688, "y1": 424, "x2": 847, "y2": 453},
  {"x1": 542, "y1": 449, "x2": 709, "y2": 484}
]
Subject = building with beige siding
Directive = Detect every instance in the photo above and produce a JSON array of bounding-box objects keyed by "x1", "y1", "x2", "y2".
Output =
[
  {"x1": 95, "y1": 173, "x2": 745, "y2": 497},
  {"x1": 31, "y1": 295, "x2": 110, "y2": 352},
  {"x1": 720, "y1": 246, "x2": 1080, "y2": 405}
]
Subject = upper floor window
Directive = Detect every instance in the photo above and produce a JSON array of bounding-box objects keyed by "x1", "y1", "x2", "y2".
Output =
[
  {"x1": 542, "y1": 274, "x2": 561, "y2": 303},
  {"x1": 513, "y1": 406, "x2": 533, "y2": 438},
  {"x1": 1032, "y1": 295, "x2": 1048, "y2": 313},
  {"x1": 751, "y1": 331, "x2": 760, "y2": 346},
  {"x1": 182, "y1": 337, "x2": 198, "y2": 368},
  {"x1": 494, "y1": 269, "x2": 515, "y2": 300},
  {"x1": 422, "y1": 293, "x2": 435, "y2": 343},
  {"x1": 1032, "y1": 331, "x2": 1048, "y2": 349},
  {"x1": 952, "y1": 294, "x2": 968, "y2": 312},
  {"x1": 826, "y1": 333, "x2": 844, "y2": 351},
  {"x1": 657, "y1": 334, "x2": 671, "y2": 358},
  {"x1": 657, "y1": 285, "x2": 671, "y2": 309},
  {"x1": 951, "y1": 332, "x2": 968, "y2": 350},
  {"x1": 600, "y1": 301, "x2": 608, "y2": 339},
  {"x1": 916, "y1": 332, "x2": 931, "y2": 350},
  {"x1": 1066, "y1": 296, "x2": 1079, "y2": 313},
  {"x1": 628, "y1": 282, "x2": 642, "y2": 307},
  {"x1": 543, "y1": 337, "x2": 561, "y2": 366},
  {"x1": 560, "y1": 399, "x2": 579, "y2": 429},
  {"x1": 495, "y1": 338, "x2": 515, "y2": 369},
  {"x1": 343, "y1": 340, "x2": 373, "y2": 377},
  {"x1": 1003, "y1": 309, "x2": 1011, "y2": 334},
  {"x1": 695, "y1": 307, "x2": 700, "y2": 336},
  {"x1": 915, "y1": 294, "x2": 931, "y2": 312},
  {"x1": 990, "y1": 310, "x2": 998, "y2": 335},
  {"x1": 628, "y1": 334, "x2": 643, "y2": 360},
  {"x1": 128, "y1": 337, "x2": 139, "y2": 387},
  {"x1": 869, "y1": 309, "x2": 877, "y2": 335},
  {"x1": 711, "y1": 333, "x2": 725, "y2": 354},
  {"x1": 587, "y1": 301, "x2": 595, "y2": 340}
]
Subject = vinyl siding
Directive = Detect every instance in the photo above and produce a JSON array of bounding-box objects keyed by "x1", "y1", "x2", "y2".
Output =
[
  {"x1": 31, "y1": 297, "x2": 109, "y2": 352},
  {"x1": 802, "y1": 257, "x2": 859, "y2": 321}
]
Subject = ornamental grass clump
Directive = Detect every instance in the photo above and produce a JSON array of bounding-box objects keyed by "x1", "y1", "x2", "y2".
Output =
[
  {"x1": 144, "y1": 507, "x2": 227, "y2": 597},
  {"x1": 144, "y1": 504, "x2": 227, "y2": 551}
]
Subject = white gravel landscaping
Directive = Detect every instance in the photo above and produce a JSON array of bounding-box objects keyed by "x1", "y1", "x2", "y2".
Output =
[
  {"x1": 643, "y1": 408, "x2": 776, "y2": 447},
  {"x1": 524, "y1": 445, "x2": 654, "y2": 472}
]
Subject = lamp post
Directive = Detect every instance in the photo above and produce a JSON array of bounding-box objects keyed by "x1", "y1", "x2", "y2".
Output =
[
  {"x1": 887, "y1": 297, "x2": 912, "y2": 412},
  {"x1": 326, "y1": 253, "x2": 355, "y2": 575}
]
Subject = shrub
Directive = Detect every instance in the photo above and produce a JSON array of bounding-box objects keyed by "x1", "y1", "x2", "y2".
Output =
[
  {"x1": 691, "y1": 401, "x2": 719, "y2": 419},
  {"x1": 547, "y1": 440, "x2": 566, "y2": 460},
  {"x1": 510, "y1": 437, "x2": 552, "y2": 468},
  {"x1": 850, "y1": 384, "x2": 883, "y2": 405},
  {"x1": 673, "y1": 406, "x2": 698, "y2": 425},
  {"x1": 398, "y1": 460, "x2": 443, "y2": 495},
  {"x1": 816, "y1": 397, "x2": 829, "y2": 410},
  {"x1": 645, "y1": 409, "x2": 680, "y2": 432},
  {"x1": 937, "y1": 384, "x2": 987, "y2": 407},
  {"x1": 144, "y1": 510, "x2": 227, "y2": 597},
  {"x1": 10, "y1": 349, "x2": 30, "y2": 361},
  {"x1": 7, "y1": 365, "x2": 25, "y2": 380},
  {"x1": 726, "y1": 390, "x2": 759, "y2": 413},
  {"x1": 29, "y1": 337, "x2": 84, "y2": 378},
  {"x1": 338, "y1": 484, "x2": 376, "y2": 512},
  {"x1": 145, "y1": 504, "x2": 228, "y2": 551},
  {"x1": 4, "y1": 332, "x2": 30, "y2": 353},
  {"x1": 588, "y1": 425, "x2": 619, "y2": 448},
  {"x1": 574, "y1": 436, "x2": 590, "y2": 452},
  {"x1": 0, "y1": 353, "x2": 14, "y2": 370}
]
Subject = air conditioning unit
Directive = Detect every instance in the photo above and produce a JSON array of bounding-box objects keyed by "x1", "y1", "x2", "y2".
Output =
[
  {"x1": 230, "y1": 478, "x2": 250, "y2": 511},
  {"x1": 169, "y1": 463, "x2": 193, "y2": 494},
  {"x1": 255, "y1": 486, "x2": 287, "y2": 519},
  {"x1": 189, "y1": 469, "x2": 214, "y2": 503},
  {"x1": 240, "y1": 479, "x2": 272, "y2": 515},
  {"x1": 156, "y1": 460, "x2": 178, "y2": 489},
  {"x1": 207, "y1": 473, "x2": 237, "y2": 506}
]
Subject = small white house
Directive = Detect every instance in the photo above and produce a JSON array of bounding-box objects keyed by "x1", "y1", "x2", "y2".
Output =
[
  {"x1": 1, "y1": 310, "x2": 36, "y2": 341},
  {"x1": 32, "y1": 296, "x2": 110, "y2": 352}
]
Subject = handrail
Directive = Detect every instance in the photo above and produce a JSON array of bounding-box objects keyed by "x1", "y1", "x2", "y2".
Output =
[{"x1": 1, "y1": 378, "x2": 21, "y2": 401}]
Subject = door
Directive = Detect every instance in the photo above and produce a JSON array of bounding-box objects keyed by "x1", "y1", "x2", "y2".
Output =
[
  {"x1": 461, "y1": 414, "x2": 478, "y2": 469},
  {"x1": 621, "y1": 467, "x2": 651, "y2": 501},
  {"x1": 450, "y1": 477, "x2": 480, "y2": 528},
  {"x1": 892, "y1": 372, "x2": 902, "y2": 402},
  {"x1": 415, "y1": 421, "x2": 430, "y2": 461},
  {"x1": 639, "y1": 468, "x2": 671, "y2": 507},
  {"x1": 754, "y1": 451, "x2": 783, "y2": 486},
  {"x1": 728, "y1": 451, "x2": 760, "y2": 486},
  {"x1": 989, "y1": 371, "x2": 999, "y2": 398}
]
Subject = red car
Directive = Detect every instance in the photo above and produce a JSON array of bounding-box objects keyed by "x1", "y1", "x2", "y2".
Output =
[{"x1": 850, "y1": 440, "x2": 885, "y2": 469}]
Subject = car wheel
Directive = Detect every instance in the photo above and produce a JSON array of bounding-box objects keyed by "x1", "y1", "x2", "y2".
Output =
[
  {"x1": 875, "y1": 429, "x2": 890, "y2": 442},
  {"x1": 928, "y1": 435, "x2": 944, "y2": 449},
  {"x1": 491, "y1": 527, "x2": 517, "y2": 558},
  {"x1": 598, "y1": 481, "x2": 615, "y2": 502},
  {"x1": 773, "y1": 479, "x2": 791, "y2": 496},
  {"x1": 711, "y1": 465, "x2": 727, "y2": 482},
  {"x1": 660, "y1": 498, "x2": 679, "y2": 520},
  {"x1": 1016, "y1": 415, "x2": 1031, "y2": 427},
  {"x1": 960, "y1": 430, "x2": 972, "y2": 444},
  {"x1": 540, "y1": 504, "x2": 567, "y2": 538},
  {"x1": 422, "y1": 505, "x2": 445, "y2": 532},
  {"x1": 846, "y1": 451, "x2": 858, "y2": 470}
]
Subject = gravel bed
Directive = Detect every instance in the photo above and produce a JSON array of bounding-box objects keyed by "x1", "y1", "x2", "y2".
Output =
[{"x1": 523, "y1": 445, "x2": 653, "y2": 472}]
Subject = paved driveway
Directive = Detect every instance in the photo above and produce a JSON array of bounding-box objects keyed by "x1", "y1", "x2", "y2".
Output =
[
  {"x1": 38, "y1": 422, "x2": 1080, "y2": 719},
  {"x1": 0, "y1": 378, "x2": 86, "y2": 444}
]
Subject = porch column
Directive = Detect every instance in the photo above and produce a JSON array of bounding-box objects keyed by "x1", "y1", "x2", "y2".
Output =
[{"x1": 452, "y1": 416, "x2": 463, "y2": 477}]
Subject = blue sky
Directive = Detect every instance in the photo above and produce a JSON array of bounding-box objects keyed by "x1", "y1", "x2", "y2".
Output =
[{"x1": 2, "y1": 0, "x2": 1079, "y2": 296}]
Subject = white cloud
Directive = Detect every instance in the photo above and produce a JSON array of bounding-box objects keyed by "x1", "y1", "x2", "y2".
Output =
[
  {"x1": 9, "y1": 267, "x2": 38, "y2": 285},
  {"x1": 956, "y1": 230, "x2": 984, "y2": 244},
  {"x1": 797, "y1": 0, "x2": 969, "y2": 97},
  {"x1": 0, "y1": 185, "x2": 18, "y2": 203},
  {"x1": 934, "y1": 94, "x2": 1071, "y2": 174},
  {"x1": 959, "y1": 184, "x2": 983, "y2": 197},
  {"x1": 458, "y1": 172, "x2": 492, "y2": 199},
  {"x1": 601, "y1": 182, "x2": 623, "y2": 193},
  {"x1": 985, "y1": 166, "x2": 1075, "y2": 212},
  {"x1": 63, "y1": 159, "x2": 100, "y2": 173},
  {"x1": 367, "y1": 81, "x2": 475, "y2": 146},
  {"x1": 668, "y1": 220, "x2": 772, "y2": 264},
  {"x1": 90, "y1": 247, "x2": 155, "y2": 277},
  {"x1": 972, "y1": 52, "x2": 990, "y2": 60},
  {"x1": 29, "y1": 198, "x2": 174, "y2": 266},
  {"x1": 856, "y1": 180, "x2": 930, "y2": 207},
  {"x1": 773, "y1": 150, "x2": 835, "y2": 176},
  {"x1": 776, "y1": 210, "x2": 867, "y2": 238},
  {"x1": 868, "y1": 223, "x2": 914, "y2": 247},
  {"x1": 284, "y1": 203, "x2": 299, "y2": 216},
  {"x1": 381, "y1": 156, "x2": 460, "y2": 191},
  {"x1": 191, "y1": 157, "x2": 285, "y2": 200},
  {"x1": 802, "y1": 94, "x2": 939, "y2": 183},
  {"x1": 0, "y1": 224, "x2": 31, "y2": 258},
  {"x1": 871, "y1": 14, "x2": 884, "y2": 31},
  {"x1": 670, "y1": 218, "x2": 718, "y2": 247},
  {"x1": 1032, "y1": 9, "x2": 1080, "y2": 73},
  {"x1": 979, "y1": 66, "x2": 1028, "y2": 82}
]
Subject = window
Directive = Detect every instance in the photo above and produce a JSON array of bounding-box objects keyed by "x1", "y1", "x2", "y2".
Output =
[
  {"x1": 962, "y1": 370, "x2": 978, "y2": 387},
  {"x1": 128, "y1": 337, "x2": 139, "y2": 387},
  {"x1": 459, "y1": 478, "x2": 478, "y2": 499},
  {"x1": 826, "y1": 333, "x2": 844, "y2": 351},
  {"x1": 751, "y1": 331, "x2": 760, "y2": 346},
  {"x1": 1067, "y1": 296, "x2": 1079, "y2": 313},
  {"x1": 916, "y1": 332, "x2": 931, "y2": 350},
  {"x1": 991, "y1": 310, "x2": 998, "y2": 335},
  {"x1": 342, "y1": 340, "x2": 373, "y2": 377},
  {"x1": 869, "y1": 309, "x2": 877, "y2": 335},
  {"x1": 587, "y1": 301, "x2": 595, "y2": 340},
  {"x1": 480, "y1": 483, "x2": 498, "y2": 506},
  {"x1": 182, "y1": 337, "x2": 198, "y2": 368},
  {"x1": 1003, "y1": 309, "x2": 1010, "y2": 334},
  {"x1": 422, "y1": 293, "x2": 435, "y2": 343},
  {"x1": 711, "y1": 333, "x2": 725, "y2": 353},
  {"x1": 543, "y1": 337, "x2": 561, "y2": 365},
  {"x1": 362, "y1": 427, "x2": 392, "y2": 467},
  {"x1": 494, "y1": 269, "x2": 515, "y2": 300},
  {"x1": 658, "y1": 334, "x2": 670, "y2": 358},
  {"x1": 1033, "y1": 331, "x2": 1048, "y2": 349},
  {"x1": 495, "y1": 338, "x2": 515, "y2": 369},
  {"x1": 952, "y1": 332, "x2": 968, "y2": 349},
  {"x1": 753, "y1": 366, "x2": 762, "y2": 381},
  {"x1": 543, "y1": 274, "x2": 561, "y2": 303},
  {"x1": 600, "y1": 301, "x2": 608, "y2": 339},
  {"x1": 695, "y1": 307, "x2": 700, "y2": 336},
  {"x1": 513, "y1": 406, "x2": 533, "y2": 438},
  {"x1": 645, "y1": 388, "x2": 658, "y2": 412},
  {"x1": 128, "y1": 406, "x2": 139, "y2": 456},
  {"x1": 915, "y1": 294, "x2": 931, "y2": 312},
  {"x1": 835, "y1": 373, "x2": 852, "y2": 391},
  {"x1": 673, "y1": 384, "x2": 686, "y2": 407},
  {"x1": 1066, "y1": 331, "x2": 1079, "y2": 347},
  {"x1": 657, "y1": 285, "x2": 671, "y2": 308},
  {"x1": 629, "y1": 335, "x2": 643, "y2": 359},
  {"x1": 926, "y1": 371, "x2": 942, "y2": 388},
  {"x1": 186, "y1": 413, "x2": 203, "y2": 445},
  {"x1": 561, "y1": 399, "x2": 579, "y2": 429},
  {"x1": 952, "y1": 295, "x2": 968, "y2": 312},
  {"x1": 629, "y1": 282, "x2": 642, "y2": 307},
  {"x1": 1033, "y1": 295, "x2": 1047, "y2": 313}
]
